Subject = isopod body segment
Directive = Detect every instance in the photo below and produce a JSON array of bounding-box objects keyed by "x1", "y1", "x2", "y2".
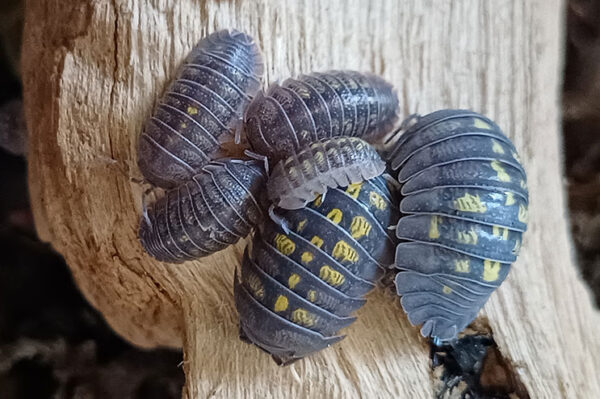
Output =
[
  {"x1": 388, "y1": 109, "x2": 529, "y2": 342},
  {"x1": 235, "y1": 175, "x2": 400, "y2": 364},
  {"x1": 138, "y1": 29, "x2": 264, "y2": 188},
  {"x1": 139, "y1": 159, "x2": 266, "y2": 263}
]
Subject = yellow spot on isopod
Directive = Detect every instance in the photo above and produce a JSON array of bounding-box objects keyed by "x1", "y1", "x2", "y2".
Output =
[
  {"x1": 490, "y1": 161, "x2": 511, "y2": 182},
  {"x1": 346, "y1": 182, "x2": 363, "y2": 199},
  {"x1": 512, "y1": 239, "x2": 521, "y2": 255},
  {"x1": 454, "y1": 259, "x2": 470, "y2": 273},
  {"x1": 288, "y1": 274, "x2": 301, "y2": 289},
  {"x1": 313, "y1": 194, "x2": 323, "y2": 207},
  {"x1": 520, "y1": 179, "x2": 528, "y2": 190},
  {"x1": 246, "y1": 273, "x2": 265, "y2": 300},
  {"x1": 274, "y1": 234, "x2": 295, "y2": 255},
  {"x1": 350, "y1": 216, "x2": 372, "y2": 239},
  {"x1": 187, "y1": 106, "x2": 198, "y2": 115},
  {"x1": 473, "y1": 118, "x2": 492, "y2": 130},
  {"x1": 505, "y1": 192, "x2": 516, "y2": 206},
  {"x1": 369, "y1": 191, "x2": 387, "y2": 210},
  {"x1": 307, "y1": 290, "x2": 317, "y2": 303},
  {"x1": 314, "y1": 151, "x2": 325, "y2": 164},
  {"x1": 274, "y1": 295, "x2": 289, "y2": 312},
  {"x1": 320, "y1": 265, "x2": 345, "y2": 287},
  {"x1": 483, "y1": 259, "x2": 501, "y2": 282},
  {"x1": 512, "y1": 151, "x2": 522, "y2": 163},
  {"x1": 301, "y1": 251, "x2": 314, "y2": 264},
  {"x1": 456, "y1": 228, "x2": 478, "y2": 245},
  {"x1": 180, "y1": 122, "x2": 187, "y2": 129},
  {"x1": 301, "y1": 159, "x2": 313, "y2": 174},
  {"x1": 332, "y1": 240, "x2": 359, "y2": 263},
  {"x1": 492, "y1": 225, "x2": 509, "y2": 240},
  {"x1": 327, "y1": 208, "x2": 343, "y2": 224},
  {"x1": 453, "y1": 193, "x2": 487, "y2": 213},
  {"x1": 491, "y1": 140, "x2": 505, "y2": 154},
  {"x1": 297, "y1": 219, "x2": 307, "y2": 232},
  {"x1": 429, "y1": 216, "x2": 442, "y2": 239},
  {"x1": 518, "y1": 204, "x2": 528, "y2": 223},
  {"x1": 442, "y1": 286, "x2": 452, "y2": 294},
  {"x1": 310, "y1": 236, "x2": 324, "y2": 249},
  {"x1": 291, "y1": 308, "x2": 316, "y2": 327}
]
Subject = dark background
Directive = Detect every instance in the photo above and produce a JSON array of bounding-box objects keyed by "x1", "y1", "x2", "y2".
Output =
[{"x1": 1, "y1": 1, "x2": 599, "y2": 398}]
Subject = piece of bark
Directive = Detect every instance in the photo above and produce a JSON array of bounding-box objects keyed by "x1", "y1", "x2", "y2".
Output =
[{"x1": 21, "y1": 0, "x2": 600, "y2": 397}]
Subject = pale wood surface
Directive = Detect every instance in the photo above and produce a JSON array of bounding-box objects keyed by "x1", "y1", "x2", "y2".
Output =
[{"x1": 22, "y1": 0, "x2": 600, "y2": 397}]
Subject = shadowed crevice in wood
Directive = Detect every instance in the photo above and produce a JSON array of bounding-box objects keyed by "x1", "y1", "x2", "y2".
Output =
[{"x1": 431, "y1": 321, "x2": 530, "y2": 399}]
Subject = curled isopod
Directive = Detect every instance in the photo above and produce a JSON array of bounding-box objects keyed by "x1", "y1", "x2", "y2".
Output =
[
  {"x1": 235, "y1": 174, "x2": 400, "y2": 364},
  {"x1": 244, "y1": 70, "x2": 398, "y2": 164},
  {"x1": 267, "y1": 136, "x2": 386, "y2": 210},
  {"x1": 138, "y1": 29, "x2": 264, "y2": 188},
  {"x1": 139, "y1": 159, "x2": 266, "y2": 263},
  {"x1": 387, "y1": 110, "x2": 529, "y2": 342}
]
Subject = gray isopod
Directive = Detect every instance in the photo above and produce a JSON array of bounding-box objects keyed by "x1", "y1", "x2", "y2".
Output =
[
  {"x1": 244, "y1": 70, "x2": 398, "y2": 165},
  {"x1": 139, "y1": 159, "x2": 266, "y2": 263},
  {"x1": 267, "y1": 136, "x2": 386, "y2": 210},
  {"x1": 138, "y1": 29, "x2": 264, "y2": 189}
]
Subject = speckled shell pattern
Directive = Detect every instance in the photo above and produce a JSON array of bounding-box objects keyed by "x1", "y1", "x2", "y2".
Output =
[
  {"x1": 235, "y1": 175, "x2": 400, "y2": 364},
  {"x1": 139, "y1": 160, "x2": 266, "y2": 263},
  {"x1": 267, "y1": 136, "x2": 387, "y2": 209},
  {"x1": 387, "y1": 109, "x2": 529, "y2": 342},
  {"x1": 138, "y1": 30, "x2": 264, "y2": 188},
  {"x1": 244, "y1": 70, "x2": 399, "y2": 164}
]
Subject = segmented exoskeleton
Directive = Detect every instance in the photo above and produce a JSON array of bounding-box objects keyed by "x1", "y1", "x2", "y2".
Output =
[
  {"x1": 244, "y1": 70, "x2": 398, "y2": 164},
  {"x1": 235, "y1": 175, "x2": 400, "y2": 364},
  {"x1": 138, "y1": 30, "x2": 264, "y2": 188},
  {"x1": 139, "y1": 159, "x2": 266, "y2": 263},
  {"x1": 268, "y1": 137, "x2": 386, "y2": 210},
  {"x1": 388, "y1": 110, "x2": 529, "y2": 342}
]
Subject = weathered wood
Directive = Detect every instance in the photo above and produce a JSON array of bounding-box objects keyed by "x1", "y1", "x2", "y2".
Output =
[{"x1": 22, "y1": 0, "x2": 600, "y2": 397}]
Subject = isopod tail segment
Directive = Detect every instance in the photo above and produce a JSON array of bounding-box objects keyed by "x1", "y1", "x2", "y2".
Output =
[
  {"x1": 388, "y1": 109, "x2": 529, "y2": 343},
  {"x1": 234, "y1": 174, "x2": 401, "y2": 364}
]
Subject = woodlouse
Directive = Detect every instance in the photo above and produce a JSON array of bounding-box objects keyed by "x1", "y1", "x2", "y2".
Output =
[
  {"x1": 138, "y1": 29, "x2": 264, "y2": 188},
  {"x1": 267, "y1": 136, "x2": 386, "y2": 210},
  {"x1": 387, "y1": 109, "x2": 529, "y2": 342},
  {"x1": 139, "y1": 159, "x2": 266, "y2": 263},
  {"x1": 244, "y1": 70, "x2": 398, "y2": 164},
  {"x1": 235, "y1": 175, "x2": 400, "y2": 364}
]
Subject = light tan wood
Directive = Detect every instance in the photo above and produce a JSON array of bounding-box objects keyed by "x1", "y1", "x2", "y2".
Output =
[{"x1": 22, "y1": 0, "x2": 600, "y2": 397}]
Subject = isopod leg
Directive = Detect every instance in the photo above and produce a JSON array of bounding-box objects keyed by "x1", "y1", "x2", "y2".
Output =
[
  {"x1": 268, "y1": 205, "x2": 291, "y2": 235},
  {"x1": 234, "y1": 118, "x2": 244, "y2": 145},
  {"x1": 244, "y1": 149, "x2": 270, "y2": 175},
  {"x1": 141, "y1": 188, "x2": 154, "y2": 229}
]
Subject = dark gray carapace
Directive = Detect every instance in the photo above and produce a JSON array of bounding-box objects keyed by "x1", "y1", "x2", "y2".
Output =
[
  {"x1": 138, "y1": 30, "x2": 264, "y2": 189},
  {"x1": 244, "y1": 70, "x2": 399, "y2": 165},
  {"x1": 235, "y1": 175, "x2": 400, "y2": 365},
  {"x1": 139, "y1": 159, "x2": 266, "y2": 263},
  {"x1": 388, "y1": 109, "x2": 529, "y2": 342},
  {"x1": 268, "y1": 137, "x2": 386, "y2": 209}
]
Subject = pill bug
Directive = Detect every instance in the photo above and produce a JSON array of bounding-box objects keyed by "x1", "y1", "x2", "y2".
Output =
[
  {"x1": 244, "y1": 70, "x2": 398, "y2": 164},
  {"x1": 387, "y1": 109, "x2": 529, "y2": 342},
  {"x1": 138, "y1": 29, "x2": 264, "y2": 188},
  {"x1": 235, "y1": 175, "x2": 400, "y2": 364},
  {"x1": 268, "y1": 136, "x2": 386, "y2": 210},
  {"x1": 139, "y1": 159, "x2": 266, "y2": 263}
]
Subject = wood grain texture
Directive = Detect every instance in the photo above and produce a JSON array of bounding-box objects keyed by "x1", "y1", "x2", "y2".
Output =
[{"x1": 21, "y1": 0, "x2": 600, "y2": 397}]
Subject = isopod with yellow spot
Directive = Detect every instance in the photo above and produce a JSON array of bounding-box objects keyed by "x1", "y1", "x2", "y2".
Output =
[{"x1": 387, "y1": 109, "x2": 529, "y2": 343}]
